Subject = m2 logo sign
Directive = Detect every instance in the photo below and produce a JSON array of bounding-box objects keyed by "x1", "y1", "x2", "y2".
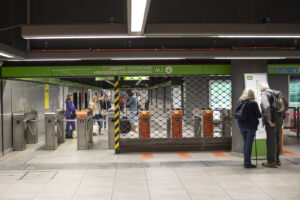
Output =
[{"x1": 154, "y1": 66, "x2": 173, "y2": 74}]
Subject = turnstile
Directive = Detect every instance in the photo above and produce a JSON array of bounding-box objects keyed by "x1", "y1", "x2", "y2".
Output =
[
  {"x1": 13, "y1": 110, "x2": 38, "y2": 151},
  {"x1": 77, "y1": 109, "x2": 93, "y2": 150},
  {"x1": 108, "y1": 111, "x2": 115, "y2": 149},
  {"x1": 44, "y1": 109, "x2": 65, "y2": 150}
]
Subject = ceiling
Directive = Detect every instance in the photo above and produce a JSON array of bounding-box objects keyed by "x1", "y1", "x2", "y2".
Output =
[{"x1": 1, "y1": 0, "x2": 300, "y2": 63}]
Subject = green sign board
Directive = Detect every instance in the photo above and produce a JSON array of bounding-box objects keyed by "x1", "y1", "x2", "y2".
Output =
[
  {"x1": 268, "y1": 64, "x2": 300, "y2": 74},
  {"x1": 2, "y1": 65, "x2": 231, "y2": 78}
]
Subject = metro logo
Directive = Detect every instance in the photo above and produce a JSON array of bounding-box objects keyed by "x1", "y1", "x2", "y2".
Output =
[{"x1": 155, "y1": 68, "x2": 164, "y2": 73}]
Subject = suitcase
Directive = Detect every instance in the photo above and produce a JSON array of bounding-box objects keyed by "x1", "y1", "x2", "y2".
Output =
[
  {"x1": 139, "y1": 111, "x2": 150, "y2": 138},
  {"x1": 120, "y1": 107, "x2": 131, "y2": 134},
  {"x1": 203, "y1": 110, "x2": 213, "y2": 137},
  {"x1": 171, "y1": 110, "x2": 182, "y2": 138}
]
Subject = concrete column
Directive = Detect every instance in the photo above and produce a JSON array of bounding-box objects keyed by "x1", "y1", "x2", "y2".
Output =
[{"x1": 231, "y1": 60, "x2": 268, "y2": 155}]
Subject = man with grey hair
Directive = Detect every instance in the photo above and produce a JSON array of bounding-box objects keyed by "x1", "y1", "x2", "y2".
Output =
[{"x1": 259, "y1": 82, "x2": 285, "y2": 168}]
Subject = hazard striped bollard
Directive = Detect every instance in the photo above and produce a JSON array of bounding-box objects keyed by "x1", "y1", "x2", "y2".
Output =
[{"x1": 114, "y1": 77, "x2": 120, "y2": 154}]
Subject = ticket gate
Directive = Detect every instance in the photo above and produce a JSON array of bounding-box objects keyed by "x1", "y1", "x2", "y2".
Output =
[
  {"x1": 221, "y1": 109, "x2": 232, "y2": 137},
  {"x1": 44, "y1": 109, "x2": 65, "y2": 150},
  {"x1": 77, "y1": 109, "x2": 93, "y2": 150},
  {"x1": 108, "y1": 111, "x2": 115, "y2": 149},
  {"x1": 193, "y1": 109, "x2": 214, "y2": 137},
  {"x1": 13, "y1": 110, "x2": 38, "y2": 151}
]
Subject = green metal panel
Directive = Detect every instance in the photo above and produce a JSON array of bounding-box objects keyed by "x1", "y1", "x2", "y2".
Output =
[
  {"x1": 2, "y1": 67, "x2": 52, "y2": 77},
  {"x1": 18, "y1": 78, "x2": 60, "y2": 85}
]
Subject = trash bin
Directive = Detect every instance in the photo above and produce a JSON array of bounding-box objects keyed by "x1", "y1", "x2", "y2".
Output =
[
  {"x1": 13, "y1": 110, "x2": 38, "y2": 151},
  {"x1": 77, "y1": 109, "x2": 93, "y2": 150},
  {"x1": 44, "y1": 109, "x2": 65, "y2": 150}
]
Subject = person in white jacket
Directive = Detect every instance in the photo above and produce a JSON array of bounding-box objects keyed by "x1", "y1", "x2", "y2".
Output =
[{"x1": 90, "y1": 96, "x2": 101, "y2": 135}]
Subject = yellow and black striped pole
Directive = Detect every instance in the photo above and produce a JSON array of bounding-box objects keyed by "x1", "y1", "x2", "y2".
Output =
[{"x1": 114, "y1": 77, "x2": 120, "y2": 154}]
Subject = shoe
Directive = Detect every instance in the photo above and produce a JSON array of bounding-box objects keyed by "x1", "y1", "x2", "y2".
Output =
[
  {"x1": 262, "y1": 162, "x2": 277, "y2": 168},
  {"x1": 276, "y1": 160, "x2": 281, "y2": 166},
  {"x1": 245, "y1": 164, "x2": 256, "y2": 168},
  {"x1": 66, "y1": 130, "x2": 70, "y2": 138}
]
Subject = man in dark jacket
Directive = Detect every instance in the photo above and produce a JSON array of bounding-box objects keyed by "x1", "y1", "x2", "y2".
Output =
[{"x1": 260, "y1": 82, "x2": 284, "y2": 168}]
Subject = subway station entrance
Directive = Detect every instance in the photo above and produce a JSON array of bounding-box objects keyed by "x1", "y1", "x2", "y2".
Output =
[{"x1": 0, "y1": 64, "x2": 232, "y2": 154}]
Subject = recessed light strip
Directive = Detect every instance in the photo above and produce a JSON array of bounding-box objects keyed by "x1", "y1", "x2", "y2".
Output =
[
  {"x1": 214, "y1": 57, "x2": 286, "y2": 60},
  {"x1": 111, "y1": 57, "x2": 185, "y2": 60},
  {"x1": 0, "y1": 52, "x2": 14, "y2": 58},
  {"x1": 23, "y1": 35, "x2": 146, "y2": 39},
  {"x1": 131, "y1": 0, "x2": 148, "y2": 32}
]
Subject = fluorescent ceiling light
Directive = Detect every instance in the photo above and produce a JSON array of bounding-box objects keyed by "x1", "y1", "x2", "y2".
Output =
[
  {"x1": 124, "y1": 76, "x2": 149, "y2": 81},
  {"x1": 217, "y1": 35, "x2": 300, "y2": 38},
  {"x1": 95, "y1": 76, "x2": 114, "y2": 81},
  {"x1": 9, "y1": 58, "x2": 81, "y2": 61},
  {"x1": 131, "y1": 0, "x2": 147, "y2": 32},
  {"x1": 214, "y1": 57, "x2": 286, "y2": 60},
  {"x1": 24, "y1": 35, "x2": 146, "y2": 39},
  {"x1": 0, "y1": 52, "x2": 13, "y2": 58},
  {"x1": 111, "y1": 57, "x2": 185, "y2": 60}
]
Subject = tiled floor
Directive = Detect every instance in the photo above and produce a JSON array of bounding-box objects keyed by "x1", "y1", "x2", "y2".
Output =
[{"x1": 0, "y1": 130, "x2": 299, "y2": 200}]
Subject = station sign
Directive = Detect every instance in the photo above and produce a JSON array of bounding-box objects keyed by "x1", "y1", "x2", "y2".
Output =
[
  {"x1": 2, "y1": 65, "x2": 231, "y2": 77},
  {"x1": 268, "y1": 64, "x2": 300, "y2": 74}
]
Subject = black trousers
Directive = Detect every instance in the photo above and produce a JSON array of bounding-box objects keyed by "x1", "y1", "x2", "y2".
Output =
[{"x1": 265, "y1": 114, "x2": 283, "y2": 163}]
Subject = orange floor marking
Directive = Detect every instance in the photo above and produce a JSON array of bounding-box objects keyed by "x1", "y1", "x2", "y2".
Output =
[
  {"x1": 141, "y1": 153, "x2": 154, "y2": 159},
  {"x1": 211, "y1": 152, "x2": 227, "y2": 158},
  {"x1": 176, "y1": 152, "x2": 191, "y2": 158},
  {"x1": 282, "y1": 149, "x2": 297, "y2": 156}
]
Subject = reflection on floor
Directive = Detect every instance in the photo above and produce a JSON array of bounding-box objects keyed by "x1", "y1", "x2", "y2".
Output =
[{"x1": 0, "y1": 130, "x2": 299, "y2": 200}]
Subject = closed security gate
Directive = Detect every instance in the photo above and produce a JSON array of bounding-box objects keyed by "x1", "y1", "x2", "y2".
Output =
[{"x1": 118, "y1": 75, "x2": 232, "y2": 152}]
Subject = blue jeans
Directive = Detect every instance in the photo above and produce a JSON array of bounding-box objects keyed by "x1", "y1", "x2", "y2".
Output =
[
  {"x1": 100, "y1": 115, "x2": 107, "y2": 131},
  {"x1": 239, "y1": 128, "x2": 256, "y2": 166}
]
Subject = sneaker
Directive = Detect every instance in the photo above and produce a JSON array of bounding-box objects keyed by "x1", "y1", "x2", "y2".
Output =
[
  {"x1": 262, "y1": 162, "x2": 277, "y2": 168},
  {"x1": 276, "y1": 160, "x2": 281, "y2": 166},
  {"x1": 245, "y1": 164, "x2": 256, "y2": 168}
]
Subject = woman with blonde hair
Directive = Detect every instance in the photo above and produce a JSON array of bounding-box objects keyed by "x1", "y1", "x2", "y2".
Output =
[
  {"x1": 236, "y1": 88, "x2": 261, "y2": 168},
  {"x1": 90, "y1": 96, "x2": 101, "y2": 135}
]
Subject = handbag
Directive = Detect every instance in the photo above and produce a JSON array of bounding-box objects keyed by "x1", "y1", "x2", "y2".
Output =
[{"x1": 71, "y1": 110, "x2": 76, "y2": 119}]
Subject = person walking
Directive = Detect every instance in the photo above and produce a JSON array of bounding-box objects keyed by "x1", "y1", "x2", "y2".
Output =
[
  {"x1": 236, "y1": 89, "x2": 261, "y2": 168},
  {"x1": 65, "y1": 94, "x2": 77, "y2": 138},
  {"x1": 99, "y1": 94, "x2": 111, "y2": 132},
  {"x1": 90, "y1": 96, "x2": 101, "y2": 135},
  {"x1": 126, "y1": 90, "x2": 138, "y2": 132},
  {"x1": 260, "y1": 82, "x2": 286, "y2": 168}
]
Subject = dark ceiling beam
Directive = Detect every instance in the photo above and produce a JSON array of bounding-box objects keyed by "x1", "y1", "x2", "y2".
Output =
[
  {"x1": 22, "y1": 23, "x2": 300, "y2": 39},
  {"x1": 5, "y1": 50, "x2": 300, "y2": 61},
  {"x1": 22, "y1": 24, "x2": 128, "y2": 39},
  {"x1": 144, "y1": 23, "x2": 300, "y2": 37}
]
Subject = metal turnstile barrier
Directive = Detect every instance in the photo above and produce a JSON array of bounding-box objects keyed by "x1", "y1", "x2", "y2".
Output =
[
  {"x1": 108, "y1": 111, "x2": 115, "y2": 149},
  {"x1": 13, "y1": 110, "x2": 38, "y2": 151},
  {"x1": 77, "y1": 109, "x2": 93, "y2": 150},
  {"x1": 44, "y1": 109, "x2": 65, "y2": 150}
]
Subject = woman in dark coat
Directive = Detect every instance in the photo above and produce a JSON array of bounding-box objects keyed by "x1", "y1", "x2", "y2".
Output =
[
  {"x1": 236, "y1": 88, "x2": 261, "y2": 168},
  {"x1": 65, "y1": 94, "x2": 77, "y2": 138}
]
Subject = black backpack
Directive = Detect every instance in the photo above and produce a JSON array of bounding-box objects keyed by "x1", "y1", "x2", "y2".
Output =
[
  {"x1": 234, "y1": 100, "x2": 248, "y2": 120},
  {"x1": 269, "y1": 90, "x2": 289, "y2": 113}
]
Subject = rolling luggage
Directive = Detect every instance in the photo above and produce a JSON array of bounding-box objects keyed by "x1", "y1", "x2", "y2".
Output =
[{"x1": 120, "y1": 107, "x2": 131, "y2": 134}]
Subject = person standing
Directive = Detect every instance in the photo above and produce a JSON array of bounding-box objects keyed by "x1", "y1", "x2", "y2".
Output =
[
  {"x1": 99, "y1": 94, "x2": 111, "y2": 132},
  {"x1": 260, "y1": 82, "x2": 285, "y2": 168},
  {"x1": 90, "y1": 96, "x2": 101, "y2": 135},
  {"x1": 126, "y1": 90, "x2": 138, "y2": 132},
  {"x1": 236, "y1": 89, "x2": 261, "y2": 168},
  {"x1": 65, "y1": 94, "x2": 77, "y2": 138}
]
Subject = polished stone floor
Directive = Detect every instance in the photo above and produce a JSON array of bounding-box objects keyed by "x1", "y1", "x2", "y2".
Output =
[{"x1": 0, "y1": 130, "x2": 299, "y2": 200}]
